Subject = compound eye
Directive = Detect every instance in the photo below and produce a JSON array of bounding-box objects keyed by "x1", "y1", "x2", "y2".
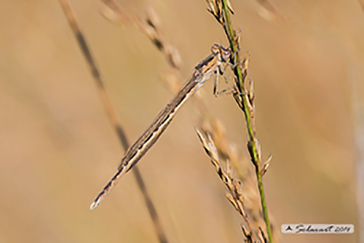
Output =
[
  {"x1": 222, "y1": 50, "x2": 231, "y2": 61},
  {"x1": 211, "y1": 44, "x2": 220, "y2": 55}
]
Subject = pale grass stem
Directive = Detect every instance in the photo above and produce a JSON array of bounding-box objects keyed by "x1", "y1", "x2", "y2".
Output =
[{"x1": 58, "y1": 1, "x2": 168, "y2": 242}]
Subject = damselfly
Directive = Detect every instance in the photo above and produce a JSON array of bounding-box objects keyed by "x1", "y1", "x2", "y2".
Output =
[{"x1": 90, "y1": 44, "x2": 232, "y2": 210}]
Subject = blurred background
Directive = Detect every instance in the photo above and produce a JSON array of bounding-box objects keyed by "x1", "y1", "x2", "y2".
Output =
[{"x1": 0, "y1": 0, "x2": 362, "y2": 242}]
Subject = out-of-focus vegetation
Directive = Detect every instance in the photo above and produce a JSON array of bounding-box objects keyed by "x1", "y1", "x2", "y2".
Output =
[{"x1": 0, "y1": 0, "x2": 361, "y2": 242}]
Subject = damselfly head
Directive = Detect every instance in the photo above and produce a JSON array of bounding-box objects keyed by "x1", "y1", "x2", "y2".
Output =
[{"x1": 211, "y1": 44, "x2": 231, "y2": 62}]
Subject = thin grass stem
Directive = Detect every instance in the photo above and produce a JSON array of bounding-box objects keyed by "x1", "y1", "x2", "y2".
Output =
[
  {"x1": 220, "y1": 0, "x2": 273, "y2": 242},
  {"x1": 58, "y1": 1, "x2": 168, "y2": 242}
]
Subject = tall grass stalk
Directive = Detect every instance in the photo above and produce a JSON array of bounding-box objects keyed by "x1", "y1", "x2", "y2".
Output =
[
  {"x1": 58, "y1": 1, "x2": 168, "y2": 242},
  {"x1": 215, "y1": 0, "x2": 274, "y2": 241}
]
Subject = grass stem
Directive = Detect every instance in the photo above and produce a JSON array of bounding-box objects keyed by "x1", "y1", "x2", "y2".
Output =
[
  {"x1": 58, "y1": 1, "x2": 168, "y2": 242},
  {"x1": 220, "y1": 0, "x2": 273, "y2": 241}
]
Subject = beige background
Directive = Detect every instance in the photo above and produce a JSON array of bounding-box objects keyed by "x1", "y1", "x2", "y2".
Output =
[{"x1": 0, "y1": 0, "x2": 362, "y2": 242}]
